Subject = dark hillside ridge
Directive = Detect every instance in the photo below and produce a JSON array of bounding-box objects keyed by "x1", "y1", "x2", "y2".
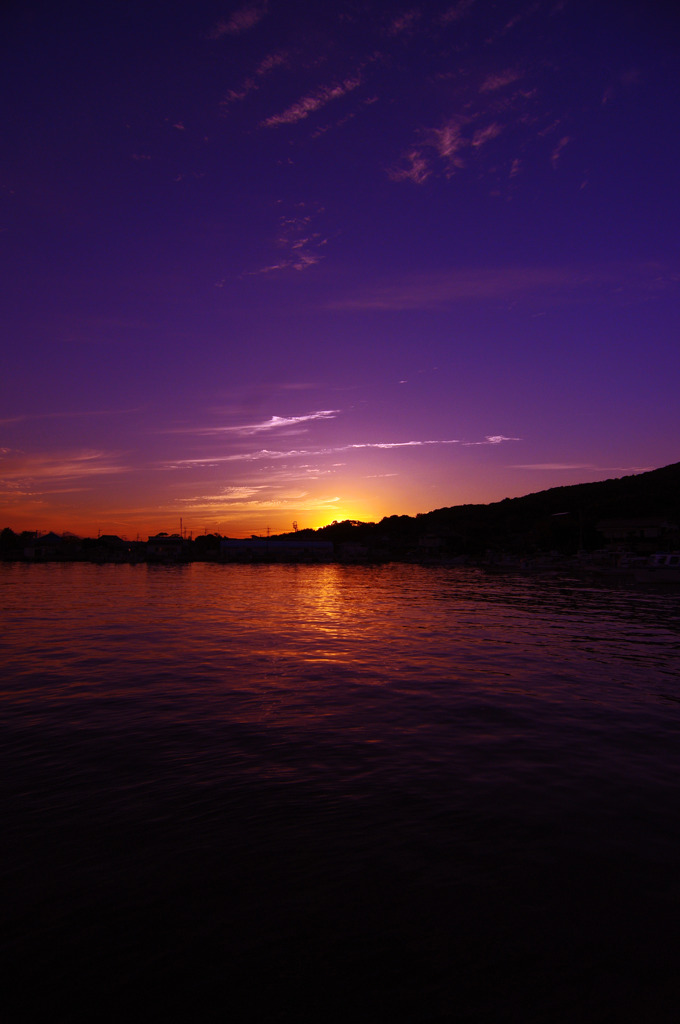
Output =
[{"x1": 286, "y1": 462, "x2": 680, "y2": 557}]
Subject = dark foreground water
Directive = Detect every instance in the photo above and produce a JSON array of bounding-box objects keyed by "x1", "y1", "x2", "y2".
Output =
[{"x1": 2, "y1": 562, "x2": 680, "y2": 1022}]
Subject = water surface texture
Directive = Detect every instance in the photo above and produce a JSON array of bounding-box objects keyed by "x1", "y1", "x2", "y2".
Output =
[{"x1": 3, "y1": 563, "x2": 680, "y2": 1021}]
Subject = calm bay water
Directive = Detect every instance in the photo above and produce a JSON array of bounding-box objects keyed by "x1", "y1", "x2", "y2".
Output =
[{"x1": 2, "y1": 562, "x2": 680, "y2": 1021}]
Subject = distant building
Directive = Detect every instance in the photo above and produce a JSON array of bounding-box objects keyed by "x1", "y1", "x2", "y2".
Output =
[
  {"x1": 24, "y1": 532, "x2": 66, "y2": 560},
  {"x1": 90, "y1": 535, "x2": 132, "y2": 562},
  {"x1": 146, "y1": 533, "x2": 186, "y2": 561}
]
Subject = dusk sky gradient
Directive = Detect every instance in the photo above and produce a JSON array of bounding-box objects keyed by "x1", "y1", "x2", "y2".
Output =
[{"x1": 2, "y1": 0, "x2": 679, "y2": 537}]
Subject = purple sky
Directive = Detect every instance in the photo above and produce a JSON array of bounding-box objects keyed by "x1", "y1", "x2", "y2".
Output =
[{"x1": 2, "y1": 0, "x2": 679, "y2": 537}]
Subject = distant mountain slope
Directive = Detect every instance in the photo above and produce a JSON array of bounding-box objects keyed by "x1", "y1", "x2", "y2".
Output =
[
  {"x1": 307, "y1": 462, "x2": 680, "y2": 556},
  {"x1": 419, "y1": 462, "x2": 680, "y2": 554},
  {"x1": 430, "y1": 461, "x2": 680, "y2": 523}
]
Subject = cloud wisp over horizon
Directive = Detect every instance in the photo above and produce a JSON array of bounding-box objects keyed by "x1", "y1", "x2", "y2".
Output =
[
  {"x1": 161, "y1": 430, "x2": 521, "y2": 469},
  {"x1": 189, "y1": 410, "x2": 341, "y2": 436},
  {"x1": 326, "y1": 263, "x2": 680, "y2": 311}
]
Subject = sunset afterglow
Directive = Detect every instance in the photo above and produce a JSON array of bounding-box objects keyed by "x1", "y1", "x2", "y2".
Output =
[{"x1": 2, "y1": 1, "x2": 678, "y2": 538}]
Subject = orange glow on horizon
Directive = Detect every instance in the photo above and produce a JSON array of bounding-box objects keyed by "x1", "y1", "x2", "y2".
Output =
[
  {"x1": 0, "y1": 499, "x2": 390, "y2": 541},
  {"x1": 2, "y1": 458, "x2": 649, "y2": 541}
]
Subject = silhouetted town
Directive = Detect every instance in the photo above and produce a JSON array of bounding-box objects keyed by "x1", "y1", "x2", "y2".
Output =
[{"x1": 2, "y1": 462, "x2": 679, "y2": 575}]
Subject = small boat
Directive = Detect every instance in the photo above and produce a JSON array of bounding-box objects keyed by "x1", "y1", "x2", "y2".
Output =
[{"x1": 634, "y1": 552, "x2": 680, "y2": 584}]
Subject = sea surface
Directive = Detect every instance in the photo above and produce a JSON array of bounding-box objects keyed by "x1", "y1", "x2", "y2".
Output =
[{"x1": 2, "y1": 562, "x2": 680, "y2": 1022}]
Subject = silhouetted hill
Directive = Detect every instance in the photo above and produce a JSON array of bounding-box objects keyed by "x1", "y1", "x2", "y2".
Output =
[
  {"x1": 415, "y1": 462, "x2": 680, "y2": 555},
  {"x1": 280, "y1": 462, "x2": 680, "y2": 558}
]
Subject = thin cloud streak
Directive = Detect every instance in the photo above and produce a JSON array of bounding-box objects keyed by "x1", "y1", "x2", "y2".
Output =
[
  {"x1": 388, "y1": 10, "x2": 422, "y2": 36},
  {"x1": 174, "y1": 492, "x2": 342, "y2": 516},
  {"x1": 261, "y1": 76, "x2": 361, "y2": 127},
  {"x1": 0, "y1": 407, "x2": 142, "y2": 426},
  {"x1": 510, "y1": 463, "x2": 652, "y2": 473},
  {"x1": 481, "y1": 70, "x2": 522, "y2": 92},
  {"x1": 327, "y1": 263, "x2": 677, "y2": 311},
  {"x1": 463, "y1": 435, "x2": 521, "y2": 446},
  {"x1": 245, "y1": 204, "x2": 329, "y2": 274},
  {"x1": 387, "y1": 150, "x2": 431, "y2": 184},
  {"x1": 209, "y1": 3, "x2": 268, "y2": 38},
  {"x1": 0, "y1": 449, "x2": 129, "y2": 484},
  {"x1": 188, "y1": 410, "x2": 340, "y2": 436},
  {"x1": 161, "y1": 434, "x2": 518, "y2": 469},
  {"x1": 348, "y1": 440, "x2": 461, "y2": 450},
  {"x1": 219, "y1": 50, "x2": 289, "y2": 109}
]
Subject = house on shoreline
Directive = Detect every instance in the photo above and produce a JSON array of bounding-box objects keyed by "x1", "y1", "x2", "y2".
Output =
[{"x1": 146, "y1": 533, "x2": 186, "y2": 562}]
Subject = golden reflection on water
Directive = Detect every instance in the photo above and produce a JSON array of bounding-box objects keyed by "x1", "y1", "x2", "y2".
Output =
[{"x1": 2, "y1": 561, "x2": 679, "y2": 727}]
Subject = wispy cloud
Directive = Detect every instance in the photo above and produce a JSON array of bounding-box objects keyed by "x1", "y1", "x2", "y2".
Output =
[
  {"x1": 385, "y1": 24, "x2": 577, "y2": 190},
  {"x1": 261, "y1": 75, "x2": 361, "y2": 128},
  {"x1": 0, "y1": 406, "x2": 141, "y2": 426},
  {"x1": 439, "y1": 1, "x2": 477, "y2": 25},
  {"x1": 209, "y1": 2, "x2": 267, "y2": 38},
  {"x1": 247, "y1": 203, "x2": 329, "y2": 274},
  {"x1": 180, "y1": 485, "x2": 266, "y2": 503},
  {"x1": 174, "y1": 410, "x2": 339, "y2": 439},
  {"x1": 327, "y1": 263, "x2": 672, "y2": 311},
  {"x1": 510, "y1": 463, "x2": 652, "y2": 473},
  {"x1": 463, "y1": 435, "x2": 521, "y2": 446},
  {"x1": 220, "y1": 80, "x2": 258, "y2": 106},
  {"x1": 390, "y1": 108, "x2": 504, "y2": 183},
  {"x1": 464, "y1": 434, "x2": 522, "y2": 446},
  {"x1": 0, "y1": 449, "x2": 128, "y2": 486},
  {"x1": 432, "y1": 119, "x2": 467, "y2": 168},
  {"x1": 165, "y1": 450, "x2": 321, "y2": 468},
  {"x1": 551, "y1": 135, "x2": 571, "y2": 168},
  {"x1": 173, "y1": 488, "x2": 342, "y2": 517},
  {"x1": 256, "y1": 51, "x2": 289, "y2": 75},
  {"x1": 347, "y1": 439, "x2": 461, "y2": 450},
  {"x1": 163, "y1": 434, "x2": 519, "y2": 470},
  {"x1": 328, "y1": 266, "x2": 575, "y2": 310},
  {"x1": 388, "y1": 10, "x2": 421, "y2": 36},
  {"x1": 472, "y1": 122, "x2": 502, "y2": 147},
  {"x1": 210, "y1": 410, "x2": 340, "y2": 436},
  {"x1": 480, "y1": 69, "x2": 522, "y2": 92},
  {"x1": 387, "y1": 149, "x2": 431, "y2": 184},
  {"x1": 219, "y1": 50, "x2": 289, "y2": 110}
]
